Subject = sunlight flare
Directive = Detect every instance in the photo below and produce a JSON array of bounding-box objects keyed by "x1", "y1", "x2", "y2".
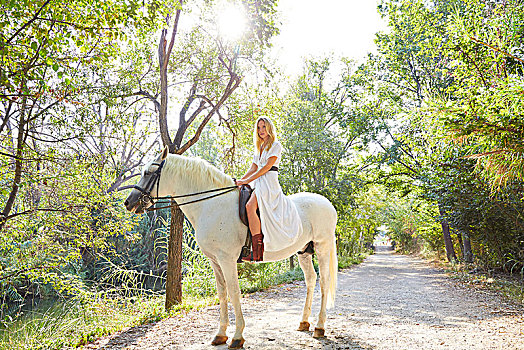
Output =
[{"x1": 218, "y1": 3, "x2": 246, "y2": 42}]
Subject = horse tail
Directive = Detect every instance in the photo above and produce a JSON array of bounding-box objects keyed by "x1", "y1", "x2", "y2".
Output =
[{"x1": 327, "y1": 238, "x2": 338, "y2": 309}]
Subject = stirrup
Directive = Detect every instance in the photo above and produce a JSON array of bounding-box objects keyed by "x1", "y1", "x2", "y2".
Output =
[
  {"x1": 237, "y1": 245, "x2": 251, "y2": 263},
  {"x1": 241, "y1": 252, "x2": 254, "y2": 262}
]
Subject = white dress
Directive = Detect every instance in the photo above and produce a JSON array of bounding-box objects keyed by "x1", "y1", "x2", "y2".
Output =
[{"x1": 252, "y1": 141, "x2": 303, "y2": 252}]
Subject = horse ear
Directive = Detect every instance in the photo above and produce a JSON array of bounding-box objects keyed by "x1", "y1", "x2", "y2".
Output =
[{"x1": 161, "y1": 146, "x2": 169, "y2": 161}]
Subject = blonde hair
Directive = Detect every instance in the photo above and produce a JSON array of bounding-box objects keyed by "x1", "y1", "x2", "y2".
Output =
[{"x1": 253, "y1": 117, "x2": 277, "y2": 155}]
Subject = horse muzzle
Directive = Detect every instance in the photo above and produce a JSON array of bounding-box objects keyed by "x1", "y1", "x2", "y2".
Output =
[{"x1": 124, "y1": 190, "x2": 152, "y2": 214}]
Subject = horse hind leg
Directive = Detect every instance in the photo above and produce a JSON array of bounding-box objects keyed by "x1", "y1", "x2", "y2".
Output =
[
  {"x1": 297, "y1": 252, "x2": 317, "y2": 332},
  {"x1": 210, "y1": 260, "x2": 229, "y2": 345},
  {"x1": 313, "y1": 239, "x2": 337, "y2": 338}
]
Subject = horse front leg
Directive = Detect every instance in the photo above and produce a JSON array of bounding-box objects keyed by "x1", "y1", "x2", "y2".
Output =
[
  {"x1": 297, "y1": 252, "x2": 317, "y2": 332},
  {"x1": 210, "y1": 260, "x2": 229, "y2": 346},
  {"x1": 219, "y1": 259, "x2": 245, "y2": 349}
]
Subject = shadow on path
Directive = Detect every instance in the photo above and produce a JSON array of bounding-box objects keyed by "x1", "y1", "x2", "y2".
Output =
[
  {"x1": 96, "y1": 323, "x2": 156, "y2": 350},
  {"x1": 90, "y1": 244, "x2": 524, "y2": 350}
]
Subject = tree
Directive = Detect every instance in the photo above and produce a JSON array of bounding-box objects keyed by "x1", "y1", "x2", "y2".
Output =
[
  {"x1": 0, "y1": 0, "x2": 160, "y2": 230},
  {"x1": 278, "y1": 58, "x2": 368, "y2": 217},
  {"x1": 432, "y1": 0, "x2": 524, "y2": 189},
  {"x1": 352, "y1": 0, "x2": 460, "y2": 261},
  {"x1": 359, "y1": 0, "x2": 524, "y2": 269},
  {"x1": 128, "y1": 0, "x2": 279, "y2": 309},
  {"x1": 0, "y1": 0, "x2": 172, "y2": 309}
]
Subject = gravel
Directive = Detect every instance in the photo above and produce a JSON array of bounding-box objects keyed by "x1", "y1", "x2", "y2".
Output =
[{"x1": 86, "y1": 246, "x2": 524, "y2": 350}]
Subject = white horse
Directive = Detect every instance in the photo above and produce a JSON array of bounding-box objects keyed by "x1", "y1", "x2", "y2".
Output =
[{"x1": 124, "y1": 147, "x2": 338, "y2": 349}]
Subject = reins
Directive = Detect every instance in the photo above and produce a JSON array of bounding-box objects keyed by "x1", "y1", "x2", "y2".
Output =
[
  {"x1": 128, "y1": 158, "x2": 238, "y2": 212},
  {"x1": 146, "y1": 185, "x2": 238, "y2": 211}
]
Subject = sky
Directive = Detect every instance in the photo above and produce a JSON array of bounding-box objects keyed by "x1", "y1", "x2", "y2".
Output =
[{"x1": 270, "y1": 0, "x2": 388, "y2": 78}]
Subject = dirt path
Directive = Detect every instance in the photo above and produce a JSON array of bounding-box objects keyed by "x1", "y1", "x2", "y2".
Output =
[{"x1": 87, "y1": 247, "x2": 524, "y2": 349}]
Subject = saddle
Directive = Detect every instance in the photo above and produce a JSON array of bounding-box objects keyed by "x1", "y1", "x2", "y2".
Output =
[
  {"x1": 238, "y1": 184, "x2": 254, "y2": 227},
  {"x1": 236, "y1": 184, "x2": 315, "y2": 262}
]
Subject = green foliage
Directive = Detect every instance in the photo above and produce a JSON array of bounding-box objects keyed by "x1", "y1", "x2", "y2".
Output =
[
  {"x1": 278, "y1": 58, "x2": 369, "y2": 220},
  {"x1": 0, "y1": 156, "x2": 141, "y2": 314},
  {"x1": 338, "y1": 254, "x2": 367, "y2": 270},
  {"x1": 337, "y1": 187, "x2": 385, "y2": 256},
  {"x1": 181, "y1": 244, "x2": 217, "y2": 297},
  {"x1": 433, "y1": 1, "x2": 524, "y2": 189},
  {"x1": 238, "y1": 260, "x2": 303, "y2": 293},
  {"x1": 0, "y1": 294, "x2": 217, "y2": 350},
  {"x1": 354, "y1": 0, "x2": 524, "y2": 272},
  {"x1": 0, "y1": 0, "x2": 163, "y2": 108}
]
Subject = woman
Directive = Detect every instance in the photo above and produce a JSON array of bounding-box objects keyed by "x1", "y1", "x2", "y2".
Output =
[{"x1": 235, "y1": 117, "x2": 303, "y2": 261}]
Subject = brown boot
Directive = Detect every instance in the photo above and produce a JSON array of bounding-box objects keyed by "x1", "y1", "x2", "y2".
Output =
[{"x1": 252, "y1": 233, "x2": 264, "y2": 262}]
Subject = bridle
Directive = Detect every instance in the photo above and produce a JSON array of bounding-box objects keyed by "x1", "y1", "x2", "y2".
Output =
[
  {"x1": 132, "y1": 160, "x2": 166, "y2": 208},
  {"x1": 132, "y1": 159, "x2": 237, "y2": 212}
]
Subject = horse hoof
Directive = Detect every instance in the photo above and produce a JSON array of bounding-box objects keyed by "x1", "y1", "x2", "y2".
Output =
[
  {"x1": 297, "y1": 321, "x2": 310, "y2": 331},
  {"x1": 211, "y1": 335, "x2": 228, "y2": 346},
  {"x1": 228, "y1": 338, "x2": 245, "y2": 349},
  {"x1": 313, "y1": 327, "x2": 325, "y2": 338}
]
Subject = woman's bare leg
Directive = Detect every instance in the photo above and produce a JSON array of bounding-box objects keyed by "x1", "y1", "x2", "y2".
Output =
[
  {"x1": 245, "y1": 193, "x2": 263, "y2": 261},
  {"x1": 246, "y1": 193, "x2": 261, "y2": 235}
]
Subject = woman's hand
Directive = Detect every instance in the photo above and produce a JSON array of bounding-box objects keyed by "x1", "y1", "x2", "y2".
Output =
[{"x1": 235, "y1": 179, "x2": 248, "y2": 188}]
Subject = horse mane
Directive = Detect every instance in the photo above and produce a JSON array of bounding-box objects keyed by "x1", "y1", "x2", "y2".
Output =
[{"x1": 163, "y1": 154, "x2": 234, "y2": 189}]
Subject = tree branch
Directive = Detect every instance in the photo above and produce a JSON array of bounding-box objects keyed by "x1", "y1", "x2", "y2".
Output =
[
  {"x1": 177, "y1": 75, "x2": 242, "y2": 154},
  {"x1": 0, "y1": 100, "x2": 13, "y2": 134},
  {"x1": 5, "y1": 0, "x2": 52, "y2": 45},
  {"x1": 186, "y1": 100, "x2": 207, "y2": 127},
  {"x1": 165, "y1": 1, "x2": 183, "y2": 68},
  {"x1": 470, "y1": 36, "x2": 524, "y2": 64},
  {"x1": 376, "y1": 139, "x2": 418, "y2": 175},
  {"x1": 1, "y1": 206, "x2": 84, "y2": 223},
  {"x1": 125, "y1": 90, "x2": 161, "y2": 111},
  {"x1": 35, "y1": 16, "x2": 118, "y2": 31}
]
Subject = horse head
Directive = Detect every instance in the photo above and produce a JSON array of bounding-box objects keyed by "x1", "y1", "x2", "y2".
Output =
[{"x1": 124, "y1": 146, "x2": 169, "y2": 214}]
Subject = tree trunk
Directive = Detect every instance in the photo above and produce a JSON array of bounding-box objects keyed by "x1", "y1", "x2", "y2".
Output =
[
  {"x1": 154, "y1": 1, "x2": 241, "y2": 310},
  {"x1": 157, "y1": 8, "x2": 182, "y2": 310},
  {"x1": 0, "y1": 98, "x2": 27, "y2": 231},
  {"x1": 462, "y1": 230, "x2": 473, "y2": 263},
  {"x1": 439, "y1": 206, "x2": 457, "y2": 262},
  {"x1": 158, "y1": 31, "x2": 172, "y2": 148},
  {"x1": 165, "y1": 203, "x2": 184, "y2": 309},
  {"x1": 442, "y1": 223, "x2": 456, "y2": 262},
  {"x1": 289, "y1": 256, "x2": 294, "y2": 270},
  {"x1": 456, "y1": 231, "x2": 464, "y2": 260}
]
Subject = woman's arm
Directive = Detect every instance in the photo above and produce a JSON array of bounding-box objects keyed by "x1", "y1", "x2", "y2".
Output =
[
  {"x1": 241, "y1": 163, "x2": 258, "y2": 180},
  {"x1": 235, "y1": 163, "x2": 258, "y2": 186},
  {"x1": 236, "y1": 156, "x2": 277, "y2": 186}
]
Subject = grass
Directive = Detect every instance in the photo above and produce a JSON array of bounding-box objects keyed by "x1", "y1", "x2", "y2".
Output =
[
  {"x1": 238, "y1": 259, "x2": 305, "y2": 293},
  {"x1": 338, "y1": 253, "x2": 367, "y2": 269},
  {"x1": 0, "y1": 293, "x2": 218, "y2": 350},
  {"x1": 446, "y1": 263, "x2": 524, "y2": 305},
  {"x1": 0, "y1": 260, "x2": 299, "y2": 350},
  {"x1": 0, "y1": 252, "x2": 366, "y2": 350},
  {"x1": 412, "y1": 247, "x2": 524, "y2": 306}
]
